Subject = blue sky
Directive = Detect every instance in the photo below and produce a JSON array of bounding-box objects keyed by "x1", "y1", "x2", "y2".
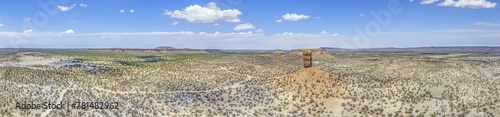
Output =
[{"x1": 0, "y1": 0, "x2": 499, "y2": 49}]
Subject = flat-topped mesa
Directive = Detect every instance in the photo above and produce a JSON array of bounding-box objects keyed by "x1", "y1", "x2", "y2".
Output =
[
  {"x1": 290, "y1": 49, "x2": 325, "y2": 55},
  {"x1": 274, "y1": 49, "x2": 285, "y2": 54},
  {"x1": 303, "y1": 49, "x2": 312, "y2": 68}
]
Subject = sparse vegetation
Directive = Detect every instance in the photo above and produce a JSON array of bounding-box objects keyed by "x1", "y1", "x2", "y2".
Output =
[{"x1": 0, "y1": 50, "x2": 499, "y2": 116}]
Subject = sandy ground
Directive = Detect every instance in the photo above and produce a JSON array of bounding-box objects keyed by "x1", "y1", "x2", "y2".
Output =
[
  {"x1": 0, "y1": 52, "x2": 68, "y2": 68},
  {"x1": 2, "y1": 52, "x2": 499, "y2": 116}
]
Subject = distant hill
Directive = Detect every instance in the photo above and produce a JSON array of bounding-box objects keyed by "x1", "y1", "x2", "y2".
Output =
[
  {"x1": 204, "y1": 49, "x2": 222, "y2": 53},
  {"x1": 154, "y1": 46, "x2": 175, "y2": 49}
]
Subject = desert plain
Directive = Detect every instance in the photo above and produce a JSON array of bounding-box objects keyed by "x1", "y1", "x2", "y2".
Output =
[{"x1": 0, "y1": 48, "x2": 499, "y2": 117}]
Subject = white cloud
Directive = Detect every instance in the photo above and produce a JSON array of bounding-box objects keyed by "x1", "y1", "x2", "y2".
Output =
[
  {"x1": 88, "y1": 31, "x2": 196, "y2": 36},
  {"x1": 436, "y1": 29, "x2": 500, "y2": 33},
  {"x1": 421, "y1": 0, "x2": 440, "y2": 4},
  {"x1": 63, "y1": 29, "x2": 75, "y2": 34},
  {"x1": 233, "y1": 23, "x2": 255, "y2": 30},
  {"x1": 281, "y1": 13, "x2": 310, "y2": 21},
  {"x1": 3, "y1": 30, "x2": 500, "y2": 49},
  {"x1": 214, "y1": 23, "x2": 220, "y2": 26},
  {"x1": 24, "y1": 29, "x2": 33, "y2": 33},
  {"x1": 320, "y1": 31, "x2": 338, "y2": 36},
  {"x1": 119, "y1": 9, "x2": 125, "y2": 13},
  {"x1": 130, "y1": 9, "x2": 135, "y2": 13},
  {"x1": 474, "y1": 22, "x2": 500, "y2": 26},
  {"x1": 58, "y1": 4, "x2": 76, "y2": 11},
  {"x1": 57, "y1": 6, "x2": 71, "y2": 11},
  {"x1": 0, "y1": 31, "x2": 341, "y2": 49},
  {"x1": 171, "y1": 21, "x2": 179, "y2": 25},
  {"x1": 79, "y1": 3, "x2": 87, "y2": 7},
  {"x1": 163, "y1": 2, "x2": 242, "y2": 23},
  {"x1": 0, "y1": 23, "x2": 3, "y2": 27},
  {"x1": 273, "y1": 32, "x2": 341, "y2": 37},
  {"x1": 417, "y1": 0, "x2": 497, "y2": 8},
  {"x1": 256, "y1": 28, "x2": 264, "y2": 33},
  {"x1": 410, "y1": 0, "x2": 415, "y2": 2},
  {"x1": 275, "y1": 19, "x2": 283, "y2": 23},
  {"x1": 23, "y1": 18, "x2": 31, "y2": 22},
  {"x1": 321, "y1": 30, "x2": 328, "y2": 35},
  {"x1": 438, "y1": 0, "x2": 497, "y2": 8},
  {"x1": 438, "y1": 0, "x2": 454, "y2": 5}
]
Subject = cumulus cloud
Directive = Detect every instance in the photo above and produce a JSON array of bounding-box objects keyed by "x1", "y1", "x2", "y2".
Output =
[
  {"x1": 119, "y1": 9, "x2": 125, "y2": 13},
  {"x1": 421, "y1": 0, "x2": 439, "y2": 4},
  {"x1": 214, "y1": 23, "x2": 220, "y2": 26},
  {"x1": 79, "y1": 3, "x2": 87, "y2": 7},
  {"x1": 0, "y1": 23, "x2": 3, "y2": 27},
  {"x1": 256, "y1": 28, "x2": 264, "y2": 33},
  {"x1": 58, "y1": 4, "x2": 76, "y2": 11},
  {"x1": 438, "y1": 0, "x2": 497, "y2": 8},
  {"x1": 282, "y1": 13, "x2": 310, "y2": 21},
  {"x1": 436, "y1": 29, "x2": 500, "y2": 33},
  {"x1": 130, "y1": 9, "x2": 135, "y2": 13},
  {"x1": 321, "y1": 30, "x2": 328, "y2": 35},
  {"x1": 23, "y1": 29, "x2": 33, "y2": 33},
  {"x1": 171, "y1": 21, "x2": 179, "y2": 25},
  {"x1": 233, "y1": 23, "x2": 255, "y2": 30},
  {"x1": 417, "y1": 0, "x2": 497, "y2": 8},
  {"x1": 474, "y1": 22, "x2": 500, "y2": 26},
  {"x1": 63, "y1": 29, "x2": 75, "y2": 34},
  {"x1": 163, "y1": 2, "x2": 242, "y2": 23},
  {"x1": 276, "y1": 13, "x2": 310, "y2": 22},
  {"x1": 23, "y1": 18, "x2": 31, "y2": 22}
]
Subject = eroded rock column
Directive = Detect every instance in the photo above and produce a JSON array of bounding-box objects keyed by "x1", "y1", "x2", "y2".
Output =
[{"x1": 303, "y1": 50, "x2": 312, "y2": 68}]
